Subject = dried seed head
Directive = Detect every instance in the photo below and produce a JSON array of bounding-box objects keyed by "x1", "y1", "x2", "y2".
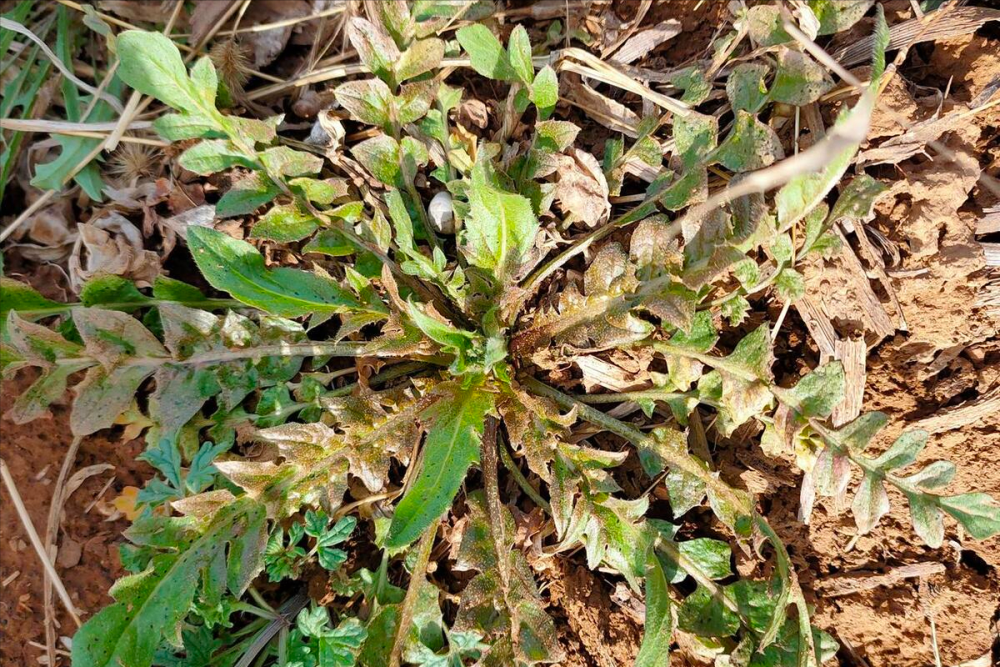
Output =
[
  {"x1": 210, "y1": 38, "x2": 251, "y2": 93},
  {"x1": 107, "y1": 142, "x2": 161, "y2": 184}
]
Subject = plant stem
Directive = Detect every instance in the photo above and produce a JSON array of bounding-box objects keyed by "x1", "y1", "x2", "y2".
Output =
[
  {"x1": 576, "y1": 388, "x2": 694, "y2": 404},
  {"x1": 248, "y1": 586, "x2": 275, "y2": 613},
  {"x1": 232, "y1": 602, "x2": 278, "y2": 620},
  {"x1": 389, "y1": 518, "x2": 439, "y2": 667},
  {"x1": 499, "y1": 437, "x2": 550, "y2": 512},
  {"x1": 53, "y1": 342, "x2": 449, "y2": 370},
  {"x1": 522, "y1": 376, "x2": 740, "y2": 506},
  {"x1": 325, "y1": 361, "x2": 434, "y2": 398},
  {"x1": 14, "y1": 297, "x2": 243, "y2": 319}
]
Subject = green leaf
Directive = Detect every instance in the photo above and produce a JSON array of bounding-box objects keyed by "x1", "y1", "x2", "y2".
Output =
[
  {"x1": 386, "y1": 385, "x2": 494, "y2": 548},
  {"x1": 154, "y1": 276, "x2": 205, "y2": 303},
  {"x1": 871, "y1": 3, "x2": 890, "y2": 82},
  {"x1": 670, "y1": 65, "x2": 711, "y2": 105},
  {"x1": 189, "y1": 56, "x2": 217, "y2": 107},
  {"x1": 178, "y1": 139, "x2": 255, "y2": 175},
  {"x1": 259, "y1": 146, "x2": 323, "y2": 178},
  {"x1": 871, "y1": 430, "x2": 927, "y2": 471},
  {"x1": 677, "y1": 586, "x2": 739, "y2": 637},
  {"x1": 809, "y1": 0, "x2": 873, "y2": 35},
  {"x1": 786, "y1": 361, "x2": 845, "y2": 418},
  {"x1": 403, "y1": 300, "x2": 476, "y2": 356},
  {"x1": 352, "y1": 134, "x2": 401, "y2": 187},
  {"x1": 296, "y1": 607, "x2": 367, "y2": 666},
  {"x1": 769, "y1": 48, "x2": 833, "y2": 106},
  {"x1": 456, "y1": 24, "x2": 514, "y2": 81},
  {"x1": 530, "y1": 66, "x2": 559, "y2": 119},
  {"x1": 348, "y1": 17, "x2": 400, "y2": 85},
  {"x1": 720, "y1": 293, "x2": 751, "y2": 326},
  {"x1": 938, "y1": 493, "x2": 1000, "y2": 540},
  {"x1": 673, "y1": 113, "x2": 718, "y2": 168},
  {"x1": 462, "y1": 157, "x2": 539, "y2": 283},
  {"x1": 746, "y1": 5, "x2": 792, "y2": 46},
  {"x1": 250, "y1": 204, "x2": 320, "y2": 242},
  {"x1": 335, "y1": 78, "x2": 394, "y2": 128},
  {"x1": 396, "y1": 38, "x2": 445, "y2": 82},
  {"x1": 152, "y1": 112, "x2": 222, "y2": 140},
  {"x1": 116, "y1": 30, "x2": 204, "y2": 112},
  {"x1": 70, "y1": 498, "x2": 266, "y2": 667},
  {"x1": 679, "y1": 538, "x2": 732, "y2": 580},
  {"x1": 774, "y1": 89, "x2": 875, "y2": 232},
  {"x1": 304, "y1": 230, "x2": 355, "y2": 258},
  {"x1": 774, "y1": 267, "x2": 805, "y2": 301},
  {"x1": 188, "y1": 227, "x2": 361, "y2": 318},
  {"x1": 828, "y1": 174, "x2": 887, "y2": 225},
  {"x1": 725, "y1": 325, "x2": 773, "y2": 381},
  {"x1": 1, "y1": 277, "x2": 62, "y2": 325},
  {"x1": 31, "y1": 134, "x2": 105, "y2": 200},
  {"x1": 835, "y1": 411, "x2": 888, "y2": 452},
  {"x1": 216, "y1": 172, "x2": 281, "y2": 217},
  {"x1": 712, "y1": 110, "x2": 784, "y2": 172},
  {"x1": 508, "y1": 25, "x2": 534, "y2": 85},
  {"x1": 290, "y1": 177, "x2": 349, "y2": 206},
  {"x1": 726, "y1": 63, "x2": 770, "y2": 114},
  {"x1": 562, "y1": 490, "x2": 653, "y2": 590},
  {"x1": 634, "y1": 550, "x2": 673, "y2": 667}
]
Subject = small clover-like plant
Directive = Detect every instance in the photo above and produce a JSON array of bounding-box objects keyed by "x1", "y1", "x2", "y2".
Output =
[{"x1": 2, "y1": 4, "x2": 998, "y2": 667}]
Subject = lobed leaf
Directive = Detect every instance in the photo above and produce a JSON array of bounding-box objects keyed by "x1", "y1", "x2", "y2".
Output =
[{"x1": 70, "y1": 497, "x2": 266, "y2": 667}]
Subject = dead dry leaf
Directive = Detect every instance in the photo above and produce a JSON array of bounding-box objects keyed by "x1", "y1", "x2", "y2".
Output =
[
  {"x1": 832, "y1": 6, "x2": 1000, "y2": 68},
  {"x1": 189, "y1": 0, "x2": 238, "y2": 45},
  {"x1": 68, "y1": 212, "x2": 160, "y2": 291},
  {"x1": 563, "y1": 74, "x2": 640, "y2": 137},
  {"x1": 23, "y1": 206, "x2": 74, "y2": 248},
  {"x1": 609, "y1": 20, "x2": 682, "y2": 65},
  {"x1": 554, "y1": 148, "x2": 611, "y2": 228},
  {"x1": 243, "y1": 0, "x2": 311, "y2": 68}
]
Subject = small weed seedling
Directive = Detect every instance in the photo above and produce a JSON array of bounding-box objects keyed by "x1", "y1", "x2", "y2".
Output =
[{"x1": 2, "y1": 4, "x2": 998, "y2": 667}]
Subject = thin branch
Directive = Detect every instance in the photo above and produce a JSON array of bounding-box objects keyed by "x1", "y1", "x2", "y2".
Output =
[
  {"x1": 0, "y1": 458, "x2": 82, "y2": 628},
  {"x1": 43, "y1": 435, "x2": 84, "y2": 667},
  {"x1": 499, "y1": 437, "x2": 551, "y2": 512}
]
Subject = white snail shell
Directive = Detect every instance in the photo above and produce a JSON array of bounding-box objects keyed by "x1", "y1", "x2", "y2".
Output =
[{"x1": 428, "y1": 191, "x2": 456, "y2": 235}]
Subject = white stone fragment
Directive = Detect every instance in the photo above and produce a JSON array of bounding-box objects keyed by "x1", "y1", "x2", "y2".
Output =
[{"x1": 428, "y1": 190, "x2": 455, "y2": 234}]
